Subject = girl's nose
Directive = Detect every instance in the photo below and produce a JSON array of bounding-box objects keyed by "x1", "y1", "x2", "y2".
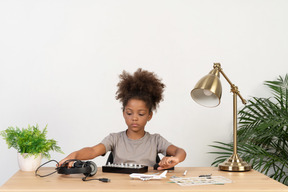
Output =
[{"x1": 132, "y1": 115, "x2": 138, "y2": 121}]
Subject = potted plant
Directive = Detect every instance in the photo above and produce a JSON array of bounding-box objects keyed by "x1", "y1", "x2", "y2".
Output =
[
  {"x1": 1, "y1": 124, "x2": 63, "y2": 171},
  {"x1": 209, "y1": 74, "x2": 288, "y2": 185}
]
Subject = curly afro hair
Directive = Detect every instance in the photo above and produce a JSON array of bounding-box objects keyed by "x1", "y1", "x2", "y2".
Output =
[{"x1": 116, "y1": 68, "x2": 165, "y2": 112}]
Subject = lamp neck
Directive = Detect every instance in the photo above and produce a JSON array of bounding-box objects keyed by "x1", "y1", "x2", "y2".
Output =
[
  {"x1": 208, "y1": 67, "x2": 220, "y2": 77},
  {"x1": 213, "y1": 63, "x2": 247, "y2": 105}
]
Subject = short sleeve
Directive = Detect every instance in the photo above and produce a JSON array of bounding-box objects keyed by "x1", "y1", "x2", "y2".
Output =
[
  {"x1": 100, "y1": 133, "x2": 117, "y2": 153},
  {"x1": 155, "y1": 134, "x2": 172, "y2": 156}
]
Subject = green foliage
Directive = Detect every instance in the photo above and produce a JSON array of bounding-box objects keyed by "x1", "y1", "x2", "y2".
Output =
[
  {"x1": 0, "y1": 124, "x2": 63, "y2": 159},
  {"x1": 210, "y1": 74, "x2": 288, "y2": 185}
]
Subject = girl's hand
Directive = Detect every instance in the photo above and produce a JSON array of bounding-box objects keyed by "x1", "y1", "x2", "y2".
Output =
[
  {"x1": 58, "y1": 154, "x2": 76, "y2": 168},
  {"x1": 157, "y1": 156, "x2": 179, "y2": 170}
]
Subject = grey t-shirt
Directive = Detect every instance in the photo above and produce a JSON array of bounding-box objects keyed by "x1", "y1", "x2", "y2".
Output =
[{"x1": 101, "y1": 131, "x2": 172, "y2": 166}]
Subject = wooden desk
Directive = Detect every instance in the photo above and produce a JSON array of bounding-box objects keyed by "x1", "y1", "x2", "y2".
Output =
[{"x1": 0, "y1": 167, "x2": 287, "y2": 192}]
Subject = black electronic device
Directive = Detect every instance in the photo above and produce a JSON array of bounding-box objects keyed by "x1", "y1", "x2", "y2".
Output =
[
  {"x1": 102, "y1": 163, "x2": 148, "y2": 174},
  {"x1": 56, "y1": 159, "x2": 97, "y2": 177},
  {"x1": 35, "y1": 159, "x2": 109, "y2": 182},
  {"x1": 153, "y1": 163, "x2": 174, "y2": 170}
]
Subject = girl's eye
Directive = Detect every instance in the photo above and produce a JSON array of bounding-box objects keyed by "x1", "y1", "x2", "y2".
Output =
[
  {"x1": 139, "y1": 114, "x2": 145, "y2": 116},
  {"x1": 126, "y1": 112, "x2": 132, "y2": 115}
]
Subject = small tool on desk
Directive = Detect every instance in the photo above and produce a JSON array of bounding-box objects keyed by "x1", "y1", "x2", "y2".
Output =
[
  {"x1": 199, "y1": 174, "x2": 212, "y2": 179},
  {"x1": 183, "y1": 170, "x2": 188, "y2": 176}
]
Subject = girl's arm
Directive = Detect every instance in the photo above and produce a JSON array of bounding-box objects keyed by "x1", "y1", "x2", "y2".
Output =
[
  {"x1": 58, "y1": 143, "x2": 106, "y2": 167},
  {"x1": 157, "y1": 145, "x2": 186, "y2": 170}
]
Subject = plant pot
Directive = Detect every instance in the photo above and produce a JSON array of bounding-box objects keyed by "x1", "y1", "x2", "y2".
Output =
[{"x1": 17, "y1": 153, "x2": 42, "y2": 171}]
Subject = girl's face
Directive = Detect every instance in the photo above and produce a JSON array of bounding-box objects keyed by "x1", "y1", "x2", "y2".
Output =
[{"x1": 123, "y1": 99, "x2": 153, "y2": 134}]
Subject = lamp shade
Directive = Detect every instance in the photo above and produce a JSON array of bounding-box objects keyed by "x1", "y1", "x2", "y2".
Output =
[{"x1": 190, "y1": 67, "x2": 222, "y2": 107}]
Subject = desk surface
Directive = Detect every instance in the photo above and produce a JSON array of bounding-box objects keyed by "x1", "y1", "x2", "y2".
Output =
[{"x1": 0, "y1": 167, "x2": 287, "y2": 192}]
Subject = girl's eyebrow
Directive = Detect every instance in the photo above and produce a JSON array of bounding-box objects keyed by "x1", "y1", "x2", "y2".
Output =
[{"x1": 125, "y1": 108, "x2": 147, "y2": 112}]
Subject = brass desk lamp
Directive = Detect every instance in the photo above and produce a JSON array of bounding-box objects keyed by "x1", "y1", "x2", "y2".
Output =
[{"x1": 190, "y1": 63, "x2": 252, "y2": 171}]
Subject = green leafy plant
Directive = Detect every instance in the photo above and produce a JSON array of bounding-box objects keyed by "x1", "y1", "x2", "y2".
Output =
[
  {"x1": 0, "y1": 124, "x2": 63, "y2": 159},
  {"x1": 210, "y1": 74, "x2": 288, "y2": 185}
]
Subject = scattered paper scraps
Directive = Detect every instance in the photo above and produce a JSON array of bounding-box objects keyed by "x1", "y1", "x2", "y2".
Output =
[{"x1": 170, "y1": 176, "x2": 232, "y2": 186}]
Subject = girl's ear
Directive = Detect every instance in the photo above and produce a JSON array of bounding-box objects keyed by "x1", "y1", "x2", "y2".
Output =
[
  {"x1": 148, "y1": 111, "x2": 153, "y2": 121},
  {"x1": 122, "y1": 109, "x2": 126, "y2": 118}
]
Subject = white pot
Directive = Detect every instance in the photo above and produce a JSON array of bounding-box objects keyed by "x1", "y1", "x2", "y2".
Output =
[{"x1": 17, "y1": 153, "x2": 42, "y2": 171}]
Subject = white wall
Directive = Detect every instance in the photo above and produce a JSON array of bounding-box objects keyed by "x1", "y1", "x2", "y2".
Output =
[{"x1": 0, "y1": 0, "x2": 287, "y2": 186}]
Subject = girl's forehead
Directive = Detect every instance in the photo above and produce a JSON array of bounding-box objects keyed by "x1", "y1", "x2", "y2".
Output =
[{"x1": 125, "y1": 99, "x2": 149, "y2": 110}]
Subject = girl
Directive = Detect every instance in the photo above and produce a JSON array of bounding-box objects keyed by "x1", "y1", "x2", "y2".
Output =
[{"x1": 59, "y1": 68, "x2": 186, "y2": 170}]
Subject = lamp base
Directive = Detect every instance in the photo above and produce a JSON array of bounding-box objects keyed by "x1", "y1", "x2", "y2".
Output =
[{"x1": 218, "y1": 153, "x2": 252, "y2": 172}]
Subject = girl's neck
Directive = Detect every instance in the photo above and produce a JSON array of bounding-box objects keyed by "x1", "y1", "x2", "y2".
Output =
[{"x1": 126, "y1": 129, "x2": 145, "y2": 140}]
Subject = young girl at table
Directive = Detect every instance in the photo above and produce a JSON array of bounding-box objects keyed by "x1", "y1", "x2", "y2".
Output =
[{"x1": 59, "y1": 68, "x2": 186, "y2": 170}]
